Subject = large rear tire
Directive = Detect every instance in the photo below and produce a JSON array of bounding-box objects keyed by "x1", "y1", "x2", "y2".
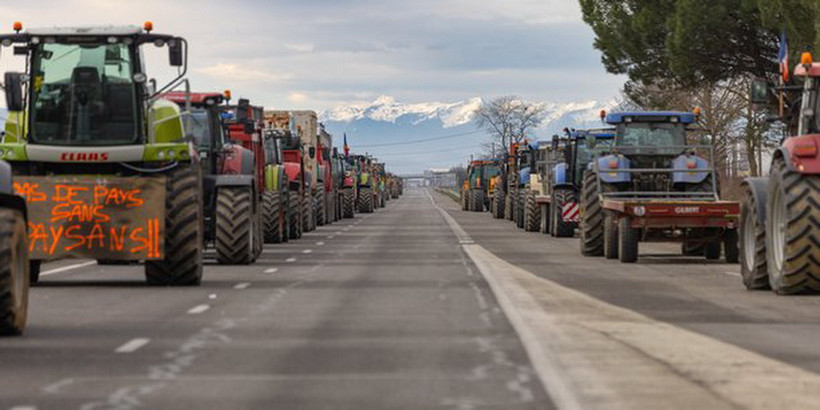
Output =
[
  {"x1": 288, "y1": 191, "x2": 303, "y2": 240},
  {"x1": 739, "y1": 180, "x2": 768, "y2": 289},
  {"x1": 470, "y1": 189, "x2": 485, "y2": 212},
  {"x1": 215, "y1": 187, "x2": 255, "y2": 265},
  {"x1": 315, "y1": 189, "x2": 326, "y2": 226},
  {"x1": 515, "y1": 190, "x2": 525, "y2": 229},
  {"x1": 493, "y1": 188, "x2": 505, "y2": 219},
  {"x1": 580, "y1": 171, "x2": 604, "y2": 257},
  {"x1": 504, "y1": 189, "x2": 514, "y2": 221},
  {"x1": 263, "y1": 191, "x2": 284, "y2": 244},
  {"x1": 343, "y1": 188, "x2": 355, "y2": 218},
  {"x1": 359, "y1": 187, "x2": 374, "y2": 213},
  {"x1": 145, "y1": 165, "x2": 203, "y2": 286},
  {"x1": 618, "y1": 217, "x2": 639, "y2": 263},
  {"x1": 766, "y1": 157, "x2": 820, "y2": 294},
  {"x1": 524, "y1": 190, "x2": 539, "y2": 232},
  {"x1": 0, "y1": 209, "x2": 28, "y2": 336}
]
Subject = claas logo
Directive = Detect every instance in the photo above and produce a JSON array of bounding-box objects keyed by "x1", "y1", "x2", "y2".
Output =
[{"x1": 60, "y1": 152, "x2": 109, "y2": 161}]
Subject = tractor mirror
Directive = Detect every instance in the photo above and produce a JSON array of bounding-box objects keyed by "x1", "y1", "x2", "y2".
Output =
[
  {"x1": 236, "y1": 99, "x2": 250, "y2": 123},
  {"x1": 309, "y1": 147, "x2": 316, "y2": 159},
  {"x1": 750, "y1": 79, "x2": 769, "y2": 105},
  {"x1": 3, "y1": 72, "x2": 23, "y2": 112},
  {"x1": 168, "y1": 39, "x2": 183, "y2": 67}
]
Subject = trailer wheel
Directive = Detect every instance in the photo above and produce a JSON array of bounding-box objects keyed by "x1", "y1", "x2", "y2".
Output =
[
  {"x1": 492, "y1": 188, "x2": 505, "y2": 219},
  {"x1": 214, "y1": 187, "x2": 255, "y2": 265},
  {"x1": 767, "y1": 157, "x2": 820, "y2": 294},
  {"x1": 618, "y1": 216, "x2": 639, "y2": 263},
  {"x1": 740, "y1": 184, "x2": 768, "y2": 289},
  {"x1": 0, "y1": 209, "x2": 28, "y2": 335},
  {"x1": 580, "y1": 171, "x2": 604, "y2": 256},
  {"x1": 343, "y1": 188, "x2": 355, "y2": 218},
  {"x1": 705, "y1": 241, "x2": 721, "y2": 260},
  {"x1": 288, "y1": 191, "x2": 303, "y2": 240},
  {"x1": 552, "y1": 188, "x2": 577, "y2": 238},
  {"x1": 724, "y1": 229, "x2": 739, "y2": 263},
  {"x1": 359, "y1": 187, "x2": 374, "y2": 213},
  {"x1": 145, "y1": 165, "x2": 203, "y2": 286},
  {"x1": 263, "y1": 191, "x2": 283, "y2": 243},
  {"x1": 525, "y1": 190, "x2": 539, "y2": 231},
  {"x1": 603, "y1": 212, "x2": 618, "y2": 259}
]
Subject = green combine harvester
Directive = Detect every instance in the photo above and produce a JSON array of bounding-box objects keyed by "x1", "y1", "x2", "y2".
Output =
[{"x1": 0, "y1": 22, "x2": 203, "y2": 285}]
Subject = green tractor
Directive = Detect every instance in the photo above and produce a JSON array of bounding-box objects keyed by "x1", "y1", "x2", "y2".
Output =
[{"x1": 1, "y1": 22, "x2": 203, "y2": 285}]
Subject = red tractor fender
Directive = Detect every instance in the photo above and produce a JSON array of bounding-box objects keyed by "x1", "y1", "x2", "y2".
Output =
[
  {"x1": 343, "y1": 175, "x2": 355, "y2": 188},
  {"x1": 220, "y1": 144, "x2": 254, "y2": 176},
  {"x1": 779, "y1": 134, "x2": 820, "y2": 174},
  {"x1": 284, "y1": 162, "x2": 302, "y2": 184}
]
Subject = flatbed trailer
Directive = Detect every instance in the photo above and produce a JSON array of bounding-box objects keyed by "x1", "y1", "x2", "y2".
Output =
[{"x1": 600, "y1": 198, "x2": 739, "y2": 263}]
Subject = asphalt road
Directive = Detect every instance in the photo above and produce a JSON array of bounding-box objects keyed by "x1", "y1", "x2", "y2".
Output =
[{"x1": 5, "y1": 188, "x2": 820, "y2": 409}]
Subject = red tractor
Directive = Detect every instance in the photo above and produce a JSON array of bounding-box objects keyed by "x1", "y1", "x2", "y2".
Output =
[
  {"x1": 165, "y1": 92, "x2": 261, "y2": 264},
  {"x1": 741, "y1": 52, "x2": 820, "y2": 294},
  {"x1": 317, "y1": 124, "x2": 337, "y2": 225}
]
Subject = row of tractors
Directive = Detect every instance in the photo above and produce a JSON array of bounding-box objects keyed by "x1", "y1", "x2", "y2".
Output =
[
  {"x1": 0, "y1": 22, "x2": 402, "y2": 335},
  {"x1": 463, "y1": 49, "x2": 820, "y2": 296}
]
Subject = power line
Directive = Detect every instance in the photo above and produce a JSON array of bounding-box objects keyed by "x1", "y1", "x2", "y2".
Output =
[{"x1": 353, "y1": 130, "x2": 483, "y2": 148}]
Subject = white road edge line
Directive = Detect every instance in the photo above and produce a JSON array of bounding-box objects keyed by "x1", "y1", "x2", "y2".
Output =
[
  {"x1": 115, "y1": 338, "x2": 150, "y2": 353},
  {"x1": 187, "y1": 304, "x2": 210, "y2": 315},
  {"x1": 40, "y1": 261, "x2": 98, "y2": 277},
  {"x1": 234, "y1": 282, "x2": 251, "y2": 289}
]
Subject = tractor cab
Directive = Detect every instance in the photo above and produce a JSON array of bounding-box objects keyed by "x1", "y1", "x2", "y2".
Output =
[
  {"x1": 0, "y1": 22, "x2": 189, "y2": 170},
  {"x1": 563, "y1": 128, "x2": 615, "y2": 185},
  {"x1": 606, "y1": 112, "x2": 694, "y2": 158}
]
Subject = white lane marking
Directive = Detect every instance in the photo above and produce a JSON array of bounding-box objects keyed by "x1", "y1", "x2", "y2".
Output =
[
  {"x1": 316, "y1": 241, "x2": 325, "y2": 246},
  {"x1": 286, "y1": 257, "x2": 297, "y2": 263},
  {"x1": 327, "y1": 235, "x2": 334, "y2": 239},
  {"x1": 40, "y1": 261, "x2": 97, "y2": 277},
  {"x1": 42, "y1": 378, "x2": 74, "y2": 394},
  {"x1": 335, "y1": 231, "x2": 342, "y2": 235},
  {"x1": 264, "y1": 268, "x2": 279, "y2": 274},
  {"x1": 234, "y1": 282, "x2": 251, "y2": 290},
  {"x1": 302, "y1": 249, "x2": 313, "y2": 254},
  {"x1": 10, "y1": 406, "x2": 37, "y2": 410},
  {"x1": 724, "y1": 271, "x2": 741, "y2": 277},
  {"x1": 187, "y1": 304, "x2": 210, "y2": 315},
  {"x1": 115, "y1": 338, "x2": 151, "y2": 353},
  {"x1": 209, "y1": 294, "x2": 217, "y2": 300}
]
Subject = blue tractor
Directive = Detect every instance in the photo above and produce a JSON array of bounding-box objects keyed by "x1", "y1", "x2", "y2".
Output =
[{"x1": 579, "y1": 111, "x2": 738, "y2": 263}]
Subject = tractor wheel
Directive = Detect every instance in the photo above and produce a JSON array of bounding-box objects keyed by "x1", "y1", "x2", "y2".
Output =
[
  {"x1": 580, "y1": 171, "x2": 604, "y2": 257},
  {"x1": 724, "y1": 229, "x2": 739, "y2": 263},
  {"x1": 493, "y1": 188, "x2": 505, "y2": 219},
  {"x1": 263, "y1": 191, "x2": 283, "y2": 244},
  {"x1": 315, "y1": 189, "x2": 326, "y2": 227},
  {"x1": 618, "y1": 216, "x2": 639, "y2": 263},
  {"x1": 145, "y1": 165, "x2": 203, "y2": 286},
  {"x1": 504, "y1": 189, "x2": 514, "y2": 221},
  {"x1": 302, "y1": 194, "x2": 312, "y2": 232},
  {"x1": 766, "y1": 157, "x2": 820, "y2": 294},
  {"x1": 740, "y1": 186, "x2": 768, "y2": 289},
  {"x1": 525, "y1": 190, "x2": 540, "y2": 232},
  {"x1": 343, "y1": 188, "x2": 355, "y2": 218},
  {"x1": 214, "y1": 187, "x2": 255, "y2": 265},
  {"x1": 461, "y1": 190, "x2": 469, "y2": 211},
  {"x1": 705, "y1": 241, "x2": 721, "y2": 260},
  {"x1": 603, "y1": 212, "x2": 619, "y2": 259},
  {"x1": 288, "y1": 191, "x2": 303, "y2": 240},
  {"x1": 0, "y1": 209, "x2": 28, "y2": 336},
  {"x1": 359, "y1": 187, "x2": 374, "y2": 213},
  {"x1": 516, "y1": 191, "x2": 525, "y2": 229},
  {"x1": 552, "y1": 188, "x2": 577, "y2": 238},
  {"x1": 281, "y1": 192, "x2": 290, "y2": 243},
  {"x1": 470, "y1": 189, "x2": 485, "y2": 212}
]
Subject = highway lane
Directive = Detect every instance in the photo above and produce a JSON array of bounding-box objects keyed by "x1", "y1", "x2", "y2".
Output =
[{"x1": 0, "y1": 190, "x2": 550, "y2": 410}]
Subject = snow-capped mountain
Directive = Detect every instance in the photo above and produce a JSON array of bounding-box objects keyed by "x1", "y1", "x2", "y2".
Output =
[{"x1": 321, "y1": 96, "x2": 617, "y2": 174}]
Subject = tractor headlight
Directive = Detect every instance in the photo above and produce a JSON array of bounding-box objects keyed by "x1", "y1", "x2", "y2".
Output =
[
  {"x1": 167, "y1": 150, "x2": 176, "y2": 159},
  {"x1": 157, "y1": 150, "x2": 165, "y2": 160},
  {"x1": 5, "y1": 150, "x2": 14, "y2": 159},
  {"x1": 30, "y1": 36, "x2": 40, "y2": 45},
  {"x1": 1, "y1": 39, "x2": 11, "y2": 47},
  {"x1": 633, "y1": 206, "x2": 646, "y2": 217}
]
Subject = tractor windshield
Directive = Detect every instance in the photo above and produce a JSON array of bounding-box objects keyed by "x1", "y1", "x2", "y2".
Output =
[
  {"x1": 187, "y1": 109, "x2": 224, "y2": 150},
  {"x1": 617, "y1": 123, "x2": 685, "y2": 148},
  {"x1": 30, "y1": 42, "x2": 139, "y2": 145}
]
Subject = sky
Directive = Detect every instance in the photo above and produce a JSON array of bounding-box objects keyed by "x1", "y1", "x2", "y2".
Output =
[{"x1": 0, "y1": 0, "x2": 625, "y2": 111}]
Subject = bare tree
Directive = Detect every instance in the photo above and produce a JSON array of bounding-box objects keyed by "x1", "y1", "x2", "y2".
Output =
[{"x1": 474, "y1": 96, "x2": 545, "y2": 153}]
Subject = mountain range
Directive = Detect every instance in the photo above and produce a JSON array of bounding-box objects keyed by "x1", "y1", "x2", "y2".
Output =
[{"x1": 320, "y1": 96, "x2": 616, "y2": 174}]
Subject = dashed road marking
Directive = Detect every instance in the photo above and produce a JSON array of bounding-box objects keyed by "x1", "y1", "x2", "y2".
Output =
[
  {"x1": 115, "y1": 338, "x2": 151, "y2": 353},
  {"x1": 316, "y1": 241, "x2": 325, "y2": 246},
  {"x1": 234, "y1": 282, "x2": 251, "y2": 289},
  {"x1": 286, "y1": 257, "x2": 297, "y2": 263},
  {"x1": 302, "y1": 249, "x2": 313, "y2": 254},
  {"x1": 327, "y1": 235, "x2": 335, "y2": 239},
  {"x1": 10, "y1": 406, "x2": 37, "y2": 410},
  {"x1": 187, "y1": 304, "x2": 210, "y2": 315},
  {"x1": 40, "y1": 260, "x2": 98, "y2": 276},
  {"x1": 724, "y1": 271, "x2": 741, "y2": 277},
  {"x1": 264, "y1": 268, "x2": 279, "y2": 274},
  {"x1": 335, "y1": 231, "x2": 342, "y2": 235}
]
